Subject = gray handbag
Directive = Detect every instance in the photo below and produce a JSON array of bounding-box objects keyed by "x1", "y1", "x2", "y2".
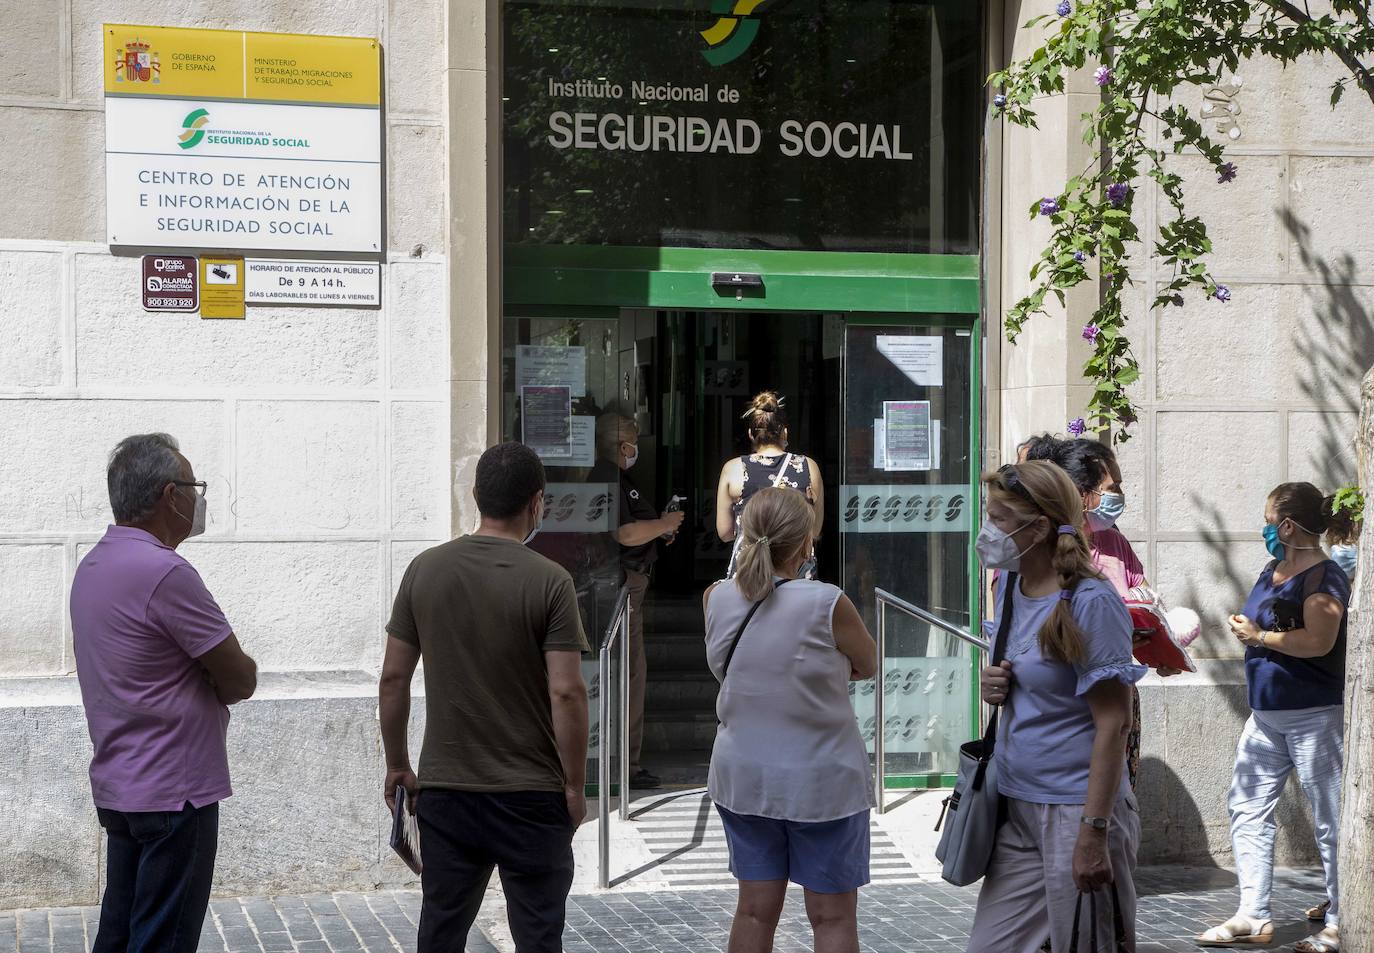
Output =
[{"x1": 933, "y1": 572, "x2": 1016, "y2": 886}]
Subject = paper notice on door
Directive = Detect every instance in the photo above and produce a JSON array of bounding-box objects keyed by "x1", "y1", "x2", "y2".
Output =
[
  {"x1": 521, "y1": 385, "x2": 573, "y2": 457},
  {"x1": 877, "y1": 335, "x2": 943, "y2": 387},
  {"x1": 537, "y1": 415, "x2": 595, "y2": 467},
  {"x1": 516, "y1": 345, "x2": 587, "y2": 397},
  {"x1": 874, "y1": 418, "x2": 940, "y2": 470},
  {"x1": 883, "y1": 400, "x2": 933, "y2": 471}
]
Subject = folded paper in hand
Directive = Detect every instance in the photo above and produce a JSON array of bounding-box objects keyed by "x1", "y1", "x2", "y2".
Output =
[{"x1": 390, "y1": 785, "x2": 422, "y2": 875}]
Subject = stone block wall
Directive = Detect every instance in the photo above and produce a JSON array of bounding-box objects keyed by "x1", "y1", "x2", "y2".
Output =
[
  {"x1": 0, "y1": 0, "x2": 456, "y2": 907},
  {"x1": 995, "y1": 5, "x2": 1374, "y2": 865}
]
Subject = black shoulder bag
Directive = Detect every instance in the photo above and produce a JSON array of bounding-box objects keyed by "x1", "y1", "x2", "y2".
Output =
[{"x1": 934, "y1": 571, "x2": 1017, "y2": 886}]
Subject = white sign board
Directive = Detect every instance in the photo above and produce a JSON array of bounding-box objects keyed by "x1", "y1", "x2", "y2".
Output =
[
  {"x1": 106, "y1": 98, "x2": 382, "y2": 253},
  {"x1": 877, "y1": 335, "x2": 944, "y2": 387},
  {"x1": 538, "y1": 416, "x2": 596, "y2": 467},
  {"x1": 516, "y1": 345, "x2": 588, "y2": 398},
  {"x1": 102, "y1": 24, "x2": 382, "y2": 255},
  {"x1": 245, "y1": 259, "x2": 380, "y2": 306}
]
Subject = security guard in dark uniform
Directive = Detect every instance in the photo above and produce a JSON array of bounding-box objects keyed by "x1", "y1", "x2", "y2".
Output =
[{"x1": 589, "y1": 413, "x2": 684, "y2": 789}]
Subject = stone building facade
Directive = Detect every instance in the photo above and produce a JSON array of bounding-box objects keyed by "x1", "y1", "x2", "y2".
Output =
[{"x1": 1, "y1": 0, "x2": 1370, "y2": 905}]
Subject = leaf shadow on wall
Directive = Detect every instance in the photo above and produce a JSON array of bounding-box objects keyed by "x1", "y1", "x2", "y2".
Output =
[{"x1": 1283, "y1": 208, "x2": 1373, "y2": 488}]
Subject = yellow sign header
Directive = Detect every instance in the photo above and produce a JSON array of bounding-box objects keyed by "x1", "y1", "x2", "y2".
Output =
[{"x1": 103, "y1": 24, "x2": 379, "y2": 106}]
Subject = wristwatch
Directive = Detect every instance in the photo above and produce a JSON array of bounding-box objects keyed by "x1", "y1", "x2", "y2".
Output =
[{"x1": 1081, "y1": 815, "x2": 1109, "y2": 831}]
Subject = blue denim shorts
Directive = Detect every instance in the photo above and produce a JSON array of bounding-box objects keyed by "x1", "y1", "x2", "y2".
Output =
[{"x1": 716, "y1": 806, "x2": 871, "y2": 893}]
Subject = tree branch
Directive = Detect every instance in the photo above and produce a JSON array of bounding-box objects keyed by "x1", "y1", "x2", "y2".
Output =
[{"x1": 1269, "y1": 0, "x2": 1374, "y2": 106}]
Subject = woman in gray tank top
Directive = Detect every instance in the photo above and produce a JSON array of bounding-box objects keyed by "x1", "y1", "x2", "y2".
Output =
[{"x1": 703, "y1": 486, "x2": 877, "y2": 953}]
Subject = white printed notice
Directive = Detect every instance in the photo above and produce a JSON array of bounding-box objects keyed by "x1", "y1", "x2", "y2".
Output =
[
  {"x1": 245, "y1": 259, "x2": 380, "y2": 306},
  {"x1": 521, "y1": 385, "x2": 573, "y2": 457},
  {"x1": 516, "y1": 345, "x2": 587, "y2": 398},
  {"x1": 883, "y1": 400, "x2": 932, "y2": 471},
  {"x1": 537, "y1": 415, "x2": 595, "y2": 467},
  {"x1": 874, "y1": 418, "x2": 939, "y2": 471},
  {"x1": 877, "y1": 335, "x2": 943, "y2": 387}
]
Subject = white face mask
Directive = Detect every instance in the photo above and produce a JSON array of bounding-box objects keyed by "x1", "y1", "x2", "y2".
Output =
[
  {"x1": 523, "y1": 498, "x2": 544, "y2": 545},
  {"x1": 975, "y1": 518, "x2": 1035, "y2": 571},
  {"x1": 175, "y1": 490, "x2": 207, "y2": 538},
  {"x1": 624, "y1": 442, "x2": 639, "y2": 469}
]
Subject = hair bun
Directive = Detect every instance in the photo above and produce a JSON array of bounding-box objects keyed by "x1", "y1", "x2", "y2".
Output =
[{"x1": 749, "y1": 390, "x2": 782, "y2": 414}]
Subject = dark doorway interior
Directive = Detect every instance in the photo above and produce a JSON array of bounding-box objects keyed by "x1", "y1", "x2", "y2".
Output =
[{"x1": 633, "y1": 311, "x2": 842, "y2": 783}]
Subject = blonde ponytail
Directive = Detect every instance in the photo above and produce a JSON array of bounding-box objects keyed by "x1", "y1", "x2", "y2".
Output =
[
  {"x1": 983, "y1": 461, "x2": 1105, "y2": 664},
  {"x1": 734, "y1": 487, "x2": 813, "y2": 602}
]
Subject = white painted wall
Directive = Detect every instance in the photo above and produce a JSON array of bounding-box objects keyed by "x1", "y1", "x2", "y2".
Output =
[{"x1": 0, "y1": 0, "x2": 453, "y2": 906}]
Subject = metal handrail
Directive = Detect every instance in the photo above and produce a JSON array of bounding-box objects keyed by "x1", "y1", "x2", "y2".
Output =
[
  {"x1": 870, "y1": 589, "x2": 987, "y2": 815},
  {"x1": 596, "y1": 583, "x2": 632, "y2": 889},
  {"x1": 873, "y1": 588, "x2": 990, "y2": 653}
]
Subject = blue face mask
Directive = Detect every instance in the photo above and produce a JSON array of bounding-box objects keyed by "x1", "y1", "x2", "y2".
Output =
[
  {"x1": 1087, "y1": 492, "x2": 1126, "y2": 533},
  {"x1": 1262, "y1": 522, "x2": 1285, "y2": 561},
  {"x1": 1331, "y1": 543, "x2": 1358, "y2": 578}
]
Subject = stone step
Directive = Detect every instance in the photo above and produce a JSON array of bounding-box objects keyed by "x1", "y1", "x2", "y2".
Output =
[
  {"x1": 644, "y1": 632, "x2": 709, "y2": 672},
  {"x1": 643, "y1": 711, "x2": 719, "y2": 752},
  {"x1": 645, "y1": 675, "x2": 718, "y2": 711}
]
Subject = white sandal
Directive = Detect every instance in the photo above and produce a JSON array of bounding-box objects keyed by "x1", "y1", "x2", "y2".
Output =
[
  {"x1": 1197, "y1": 916, "x2": 1275, "y2": 947},
  {"x1": 1294, "y1": 926, "x2": 1340, "y2": 953}
]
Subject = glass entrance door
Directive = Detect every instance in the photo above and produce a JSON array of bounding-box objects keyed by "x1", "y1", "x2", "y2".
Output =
[
  {"x1": 840, "y1": 319, "x2": 980, "y2": 785},
  {"x1": 500, "y1": 307, "x2": 979, "y2": 789}
]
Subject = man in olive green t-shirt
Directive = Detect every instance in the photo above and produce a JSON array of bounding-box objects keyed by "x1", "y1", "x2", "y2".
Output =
[{"x1": 379, "y1": 442, "x2": 589, "y2": 953}]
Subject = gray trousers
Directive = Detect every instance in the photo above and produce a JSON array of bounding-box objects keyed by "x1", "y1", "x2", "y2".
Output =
[{"x1": 966, "y1": 795, "x2": 1141, "y2": 953}]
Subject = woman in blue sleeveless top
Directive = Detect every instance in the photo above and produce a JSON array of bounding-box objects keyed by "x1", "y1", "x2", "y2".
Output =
[{"x1": 715, "y1": 390, "x2": 824, "y2": 578}]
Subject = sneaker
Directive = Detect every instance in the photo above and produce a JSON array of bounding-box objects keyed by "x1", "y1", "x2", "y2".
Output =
[{"x1": 629, "y1": 769, "x2": 661, "y2": 790}]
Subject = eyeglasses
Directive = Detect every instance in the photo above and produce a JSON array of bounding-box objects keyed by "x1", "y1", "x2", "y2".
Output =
[
  {"x1": 997, "y1": 465, "x2": 1036, "y2": 506},
  {"x1": 172, "y1": 480, "x2": 208, "y2": 498}
]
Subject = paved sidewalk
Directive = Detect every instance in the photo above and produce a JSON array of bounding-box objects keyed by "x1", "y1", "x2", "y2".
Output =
[{"x1": 1, "y1": 867, "x2": 1330, "y2": 953}]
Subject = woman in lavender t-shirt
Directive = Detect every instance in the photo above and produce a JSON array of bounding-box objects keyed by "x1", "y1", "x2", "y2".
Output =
[{"x1": 967, "y1": 462, "x2": 1145, "y2": 953}]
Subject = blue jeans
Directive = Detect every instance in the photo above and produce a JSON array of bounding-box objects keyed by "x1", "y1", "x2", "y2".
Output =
[{"x1": 93, "y1": 802, "x2": 219, "y2": 953}]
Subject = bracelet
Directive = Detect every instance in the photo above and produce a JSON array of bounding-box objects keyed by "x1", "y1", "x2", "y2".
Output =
[{"x1": 1259, "y1": 630, "x2": 1269, "y2": 647}]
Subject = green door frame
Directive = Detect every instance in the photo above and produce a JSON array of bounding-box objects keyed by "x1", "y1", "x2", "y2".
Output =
[{"x1": 504, "y1": 244, "x2": 983, "y2": 791}]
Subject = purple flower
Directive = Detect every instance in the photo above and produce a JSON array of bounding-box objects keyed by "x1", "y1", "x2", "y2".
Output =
[
  {"x1": 1082, "y1": 323, "x2": 1101, "y2": 343},
  {"x1": 1057, "y1": 0, "x2": 1072, "y2": 14},
  {"x1": 993, "y1": 93, "x2": 1007, "y2": 110},
  {"x1": 1068, "y1": 418, "x2": 1088, "y2": 437},
  {"x1": 1218, "y1": 162, "x2": 1238, "y2": 184},
  {"x1": 1040, "y1": 197, "x2": 1060, "y2": 216},
  {"x1": 1074, "y1": 250, "x2": 1087, "y2": 263},
  {"x1": 1213, "y1": 285, "x2": 1232, "y2": 302},
  {"x1": 1104, "y1": 271, "x2": 1116, "y2": 282},
  {"x1": 1094, "y1": 66, "x2": 1113, "y2": 87},
  {"x1": 1106, "y1": 182, "x2": 1129, "y2": 207}
]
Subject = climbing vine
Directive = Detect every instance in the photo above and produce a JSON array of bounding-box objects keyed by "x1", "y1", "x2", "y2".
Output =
[{"x1": 992, "y1": 0, "x2": 1374, "y2": 441}]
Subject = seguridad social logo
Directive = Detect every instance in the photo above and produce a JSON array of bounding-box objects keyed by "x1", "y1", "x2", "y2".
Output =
[
  {"x1": 699, "y1": 0, "x2": 766, "y2": 66},
  {"x1": 175, "y1": 108, "x2": 313, "y2": 151},
  {"x1": 178, "y1": 108, "x2": 209, "y2": 149}
]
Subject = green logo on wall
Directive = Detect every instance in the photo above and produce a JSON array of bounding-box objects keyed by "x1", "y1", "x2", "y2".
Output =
[
  {"x1": 700, "y1": 0, "x2": 764, "y2": 66},
  {"x1": 178, "y1": 108, "x2": 209, "y2": 149}
]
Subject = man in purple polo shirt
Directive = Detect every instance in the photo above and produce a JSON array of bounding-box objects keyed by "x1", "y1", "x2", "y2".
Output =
[{"x1": 72, "y1": 433, "x2": 258, "y2": 953}]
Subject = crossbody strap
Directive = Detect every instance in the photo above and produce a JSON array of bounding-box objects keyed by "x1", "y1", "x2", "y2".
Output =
[
  {"x1": 769, "y1": 453, "x2": 796, "y2": 487},
  {"x1": 720, "y1": 579, "x2": 793, "y2": 684},
  {"x1": 971, "y1": 572, "x2": 1017, "y2": 790},
  {"x1": 982, "y1": 571, "x2": 1018, "y2": 738}
]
